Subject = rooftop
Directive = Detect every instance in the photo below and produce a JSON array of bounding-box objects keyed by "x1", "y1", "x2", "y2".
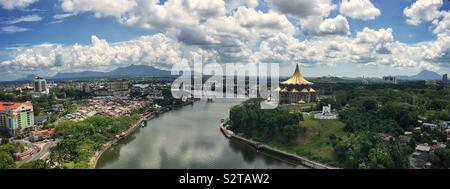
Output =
[
  {"x1": 0, "y1": 101, "x2": 32, "y2": 112},
  {"x1": 281, "y1": 64, "x2": 313, "y2": 85}
]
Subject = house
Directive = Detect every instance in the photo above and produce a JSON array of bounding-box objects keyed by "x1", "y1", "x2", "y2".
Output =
[
  {"x1": 415, "y1": 144, "x2": 432, "y2": 153},
  {"x1": 51, "y1": 104, "x2": 65, "y2": 112},
  {"x1": 34, "y1": 115, "x2": 48, "y2": 126},
  {"x1": 412, "y1": 144, "x2": 433, "y2": 169},
  {"x1": 422, "y1": 123, "x2": 438, "y2": 130},
  {"x1": 29, "y1": 128, "x2": 55, "y2": 142},
  {"x1": 399, "y1": 135, "x2": 411, "y2": 145}
]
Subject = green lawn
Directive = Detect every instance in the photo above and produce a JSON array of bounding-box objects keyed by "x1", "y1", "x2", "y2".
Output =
[
  {"x1": 279, "y1": 103, "x2": 317, "y2": 112},
  {"x1": 269, "y1": 115, "x2": 345, "y2": 165}
]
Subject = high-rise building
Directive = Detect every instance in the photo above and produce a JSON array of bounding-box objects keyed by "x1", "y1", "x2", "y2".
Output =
[
  {"x1": 443, "y1": 74, "x2": 448, "y2": 83},
  {"x1": 0, "y1": 101, "x2": 34, "y2": 136},
  {"x1": 32, "y1": 76, "x2": 49, "y2": 97},
  {"x1": 383, "y1": 76, "x2": 397, "y2": 84},
  {"x1": 108, "y1": 79, "x2": 130, "y2": 96}
]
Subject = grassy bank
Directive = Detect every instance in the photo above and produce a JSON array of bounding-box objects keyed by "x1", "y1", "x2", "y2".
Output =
[{"x1": 267, "y1": 115, "x2": 344, "y2": 165}]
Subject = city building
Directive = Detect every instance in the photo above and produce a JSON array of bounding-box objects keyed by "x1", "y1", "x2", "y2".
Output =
[
  {"x1": 107, "y1": 79, "x2": 130, "y2": 97},
  {"x1": 51, "y1": 104, "x2": 65, "y2": 112},
  {"x1": 443, "y1": 74, "x2": 448, "y2": 83},
  {"x1": 382, "y1": 76, "x2": 397, "y2": 84},
  {"x1": 34, "y1": 115, "x2": 48, "y2": 127},
  {"x1": 0, "y1": 101, "x2": 34, "y2": 136},
  {"x1": 82, "y1": 83, "x2": 91, "y2": 93},
  {"x1": 314, "y1": 104, "x2": 338, "y2": 119},
  {"x1": 31, "y1": 76, "x2": 49, "y2": 97},
  {"x1": 277, "y1": 64, "x2": 318, "y2": 104}
]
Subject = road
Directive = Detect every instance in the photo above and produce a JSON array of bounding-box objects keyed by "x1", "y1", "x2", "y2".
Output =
[
  {"x1": 26, "y1": 141, "x2": 56, "y2": 162},
  {"x1": 15, "y1": 139, "x2": 58, "y2": 167}
]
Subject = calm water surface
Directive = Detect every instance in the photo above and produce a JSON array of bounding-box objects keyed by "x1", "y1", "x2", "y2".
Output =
[{"x1": 96, "y1": 99, "x2": 298, "y2": 169}]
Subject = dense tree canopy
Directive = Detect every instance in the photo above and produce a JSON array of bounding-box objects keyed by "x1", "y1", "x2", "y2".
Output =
[{"x1": 230, "y1": 98, "x2": 302, "y2": 144}]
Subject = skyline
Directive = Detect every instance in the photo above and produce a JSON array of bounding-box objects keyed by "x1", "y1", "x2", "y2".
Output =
[{"x1": 0, "y1": 0, "x2": 450, "y2": 81}]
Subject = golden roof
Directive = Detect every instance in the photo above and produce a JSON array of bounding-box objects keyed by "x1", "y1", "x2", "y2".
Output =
[
  {"x1": 301, "y1": 88, "x2": 309, "y2": 93},
  {"x1": 291, "y1": 88, "x2": 299, "y2": 93},
  {"x1": 309, "y1": 88, "x2": 316, "y2": 92},
  {"x1": 281, "y1": 88, "x2": 288, "y2": 92},
  {"x1": 274, "y1": 87, "x2": 282, "y2": 92},
  {"x1": 281, "y1": 64, "x2": 313, "y2": 85}
]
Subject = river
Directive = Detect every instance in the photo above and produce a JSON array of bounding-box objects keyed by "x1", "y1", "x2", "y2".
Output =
[{"x1": 96, "y1": 99, "x2": 299, "y2": 169}]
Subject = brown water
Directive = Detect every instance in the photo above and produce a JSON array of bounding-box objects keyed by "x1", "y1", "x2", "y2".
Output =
[{"x1": 96, "y1": 99, "x2": 297, "y2": 169}]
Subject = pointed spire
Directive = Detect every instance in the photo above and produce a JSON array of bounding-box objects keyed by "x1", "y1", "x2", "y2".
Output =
[
  {"x1": 294, "y1": 64, "x2": 301, "y2": 76},
  {"x1": 281, "y1": 64, "x2": 312, "y2": 85}
]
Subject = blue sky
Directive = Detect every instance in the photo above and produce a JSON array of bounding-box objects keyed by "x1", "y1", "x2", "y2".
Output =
[{"x1": 0, "y1": 0, "x2": 450, "y2": 81}]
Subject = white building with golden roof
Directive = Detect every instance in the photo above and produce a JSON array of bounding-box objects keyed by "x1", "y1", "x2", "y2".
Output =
[{"x1": 278, "y1": 64, "x2": 318, "y2": 104}]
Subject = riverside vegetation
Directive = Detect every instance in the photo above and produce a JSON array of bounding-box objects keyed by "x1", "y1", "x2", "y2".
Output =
[{"x1": 229, "y1": 81, "x2": 450, "y2": 169}]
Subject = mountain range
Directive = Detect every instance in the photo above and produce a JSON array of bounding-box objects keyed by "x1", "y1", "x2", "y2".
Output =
[
  {"x1": 21, "y1": 64, "x2": 173, "y2": 81},
  {"x1": 396, "y1": 70, "x2": 442, "y2": 80},
  {"x1": 18, "y1": 66, "x2": 444, "y2": 81}
]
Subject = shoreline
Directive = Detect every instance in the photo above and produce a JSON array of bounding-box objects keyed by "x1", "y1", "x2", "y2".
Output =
[
  {"x1": 89, "y1": 100, "x2": 197, "y2": 168},
  {"x1": 219, "y1": 118, "x2": 339, "y2": 169}
]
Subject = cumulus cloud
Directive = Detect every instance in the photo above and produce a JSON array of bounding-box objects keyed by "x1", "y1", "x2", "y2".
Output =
[
  {"x1": 339, "y1": 0, "x2": 380, "y2": 21},
  {"x1": 355, "y1": 27, "x2": 394, "y2": 54},
  {"x1": 0, "y1": 0, "x2": 37, "y2": 10},
  {"x1": 267, "y1": 0, "x2": 337, "y2": 36},
  {"x1": 433, "y1": 11, "x2": 450, "y2": 36},
  {"x1": 225, "y1": 0, "x2": 258, "y2": 12},
  {"x1": 404, "y1": 0, "x2": 443, "y2": 26},
  {"x1": 267, "y1": 0, "x2": 336, "y2": 19},
  {"x1": 0, "y1": 0, "x2": 447, "y2": 81},
  {"x1": 318, "y1": 15, "x2": 350, "y2": 35},
  {"x1": 0, "y1": 34, "x2": 195, "y2": 80},
  {"x1": 60, "y1": 0, "x2": 137, "y2": 18}
]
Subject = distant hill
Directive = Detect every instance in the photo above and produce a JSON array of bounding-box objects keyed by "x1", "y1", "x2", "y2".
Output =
[
  {"x1": 397, "y1": 70, "x2": 442, "y2": 80},
  {"x1": 50, "y1": 64, "x2": 173, "y2": 80}
]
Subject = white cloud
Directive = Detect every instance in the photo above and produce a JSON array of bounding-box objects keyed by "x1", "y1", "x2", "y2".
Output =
[
  {"x1": 433, "y1": 11, "x2": 450, "y2": 36},
  {"x1": 2, "y1": 14, "x2": 43, "y2": 25},
  {"x1": 339, "y1": 0, "x2": 380, "y2": 21},
  {"x1": 60, "y1": 0, "x2": 137, "y2": 18},
  {"x1": 1, "y1": 0, "x2": 448, "y2": 81},
  {"x1": 318, "y1": 15, "x2": 350, "y2": 35},
  {"x1": 267, "y1": 0, "x2": 336, "y2": 19},
  {"x1": 267, "y1": 0, "x2": 340, "y2": 36},
  {"x1": 225, "y1": 0, "x2": 258, "y2": 12},
  {"x1": 0, "y1": 0, "x2": 38, "y2": 10},
  {"x1": 53, "y1": 13, "x2": 75, "y2": 20},
  {"x1": 404, "y1": 0, "x2": 443, "y2": 26},
  {"x1": 1, "y1": 26, "x2": 29, "y2": 33},
  {"x1": 355, "y1": 27, "x2": 393, "y2": 54},
  {"x1": 0, "y1": 34, "x2": 205, "y2": 80}
]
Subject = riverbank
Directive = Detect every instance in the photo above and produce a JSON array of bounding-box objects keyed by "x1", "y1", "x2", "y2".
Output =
[
  {"x1": 219, "y1": 119, "x2": 339, "y2": 169},
  {"x1": 90, "y1": 100, "x2": 197, "y2": 168}
]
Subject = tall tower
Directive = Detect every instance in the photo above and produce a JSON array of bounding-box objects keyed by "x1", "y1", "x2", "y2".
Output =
[{"x1": 32, "y1": 76, "x2": 49, "y2": 95}]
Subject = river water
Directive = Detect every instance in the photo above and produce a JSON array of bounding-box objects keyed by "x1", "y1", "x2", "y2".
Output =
[{"x1": 96, "y1": 99, "x2": 297, "y2": 169}]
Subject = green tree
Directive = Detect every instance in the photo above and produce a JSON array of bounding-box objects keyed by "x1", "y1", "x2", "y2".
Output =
[
  {"x1": 20, "y1": 160, "x2": 51, "y2": 169},
  {"x1": 0, "y1": 151, "x2": 15, "y2": 169},
  {"x1": 431, "y1": 148, "x2": 450, "y2": 169}
]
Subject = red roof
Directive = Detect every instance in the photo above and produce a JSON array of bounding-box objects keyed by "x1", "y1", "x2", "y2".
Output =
[
  {"x1": 0, "y1": 101, "x2": 32, "y2": 112},
  {"x1": 31, "y1": 128, "x2": 55, "y2": 136}
]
